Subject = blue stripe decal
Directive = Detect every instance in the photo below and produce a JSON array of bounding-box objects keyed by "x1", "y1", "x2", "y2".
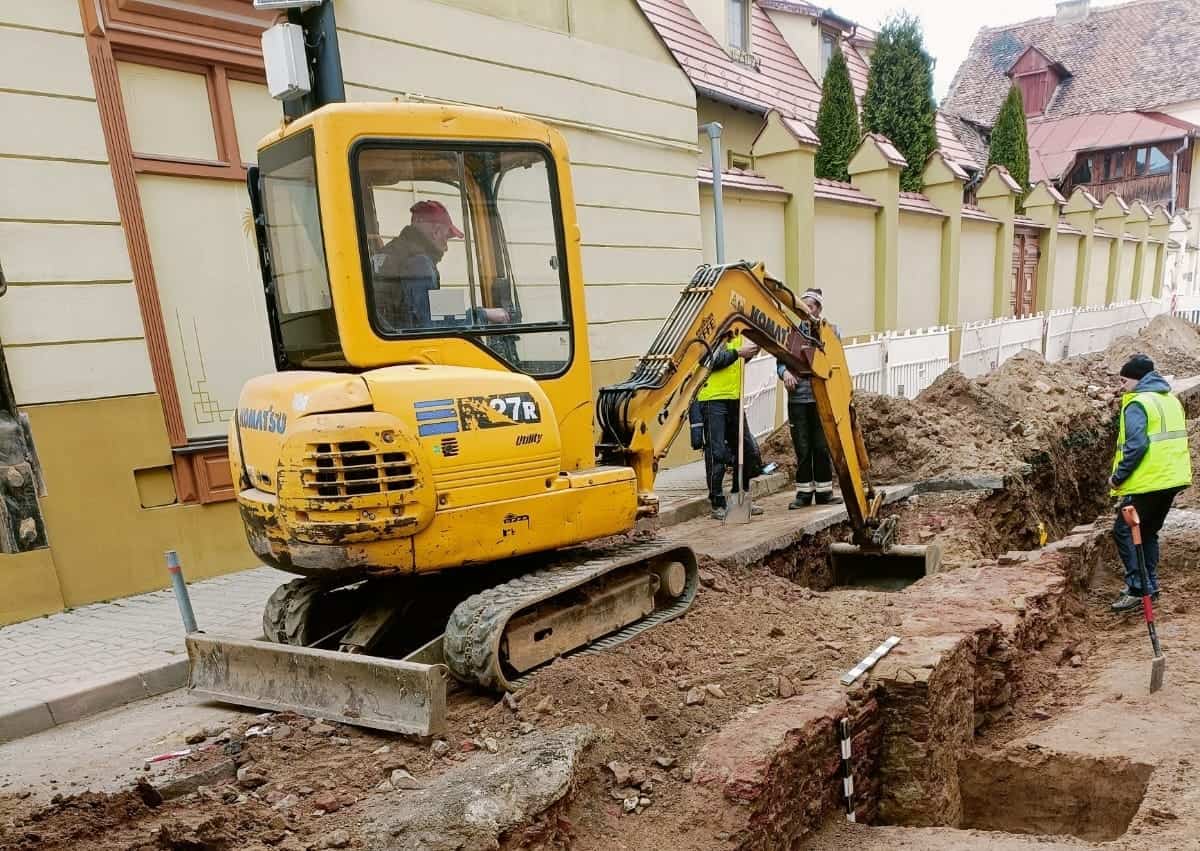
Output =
[
  {"x1": 418, "y1": 421, "x2": 460, "y2": 437},
  {"x1": 415, "y1": 408, "x2": 456, "y2": 422},
  {"x1": 414, "y1": 399, "x2": 454, "y2": 409}
]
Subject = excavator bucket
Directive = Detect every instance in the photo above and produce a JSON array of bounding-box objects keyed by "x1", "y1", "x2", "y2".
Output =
[
  {"x1": 185, "y1": 634, "x2": 449, "y2": 737},
  {"x1": 828, "y1": 542, "x2": 942, "y2": 590}
]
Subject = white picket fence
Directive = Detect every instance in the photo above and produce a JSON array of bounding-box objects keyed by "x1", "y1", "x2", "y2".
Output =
[
  {"x1": 840, "y1": 298, "x2": 1166, "y2": 401},
  {"x1": 742, "y1": 352, "x2": 780, "y2": 438},
  {"x1": 742, "y1": 298, "x2": 1165, "y2": 432},
  {"x1": 842, "y1": 327, "x2": 952, "y2": 399}
]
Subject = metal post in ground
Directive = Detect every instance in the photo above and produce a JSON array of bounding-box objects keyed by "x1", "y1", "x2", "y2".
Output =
[{"x1": 165, "y1": 549, "x2": 199, "y2": 634}]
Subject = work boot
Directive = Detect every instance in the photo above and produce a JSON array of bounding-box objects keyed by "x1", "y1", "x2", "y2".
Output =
[
  {"x1": 815, "y1": 492, "x2": 843, "y2": 506},
  {"x1": 789, "y1": 491, "x2": 814, "y2": 510},
  {"x1": 1110, "y1": 592, "x2": 1142, "y2": 613},
  {"x1": 712, "y1": 507, "x2": 728, "y2": 521}
]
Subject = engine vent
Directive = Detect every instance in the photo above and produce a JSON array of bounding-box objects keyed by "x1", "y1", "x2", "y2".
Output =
[{"x1": 301, "y1": 440, "x2": 416, "y2": 499}]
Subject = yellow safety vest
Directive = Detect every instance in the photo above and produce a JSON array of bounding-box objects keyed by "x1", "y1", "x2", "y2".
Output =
[
  {"x1": 697, "y1": 335, "x2": 743, "y2": 403},
  {"x1": 1111, "y1": 390, "x2": 1192, "y2": 496}
]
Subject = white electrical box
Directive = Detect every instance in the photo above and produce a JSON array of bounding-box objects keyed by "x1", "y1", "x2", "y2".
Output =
[{"x1": 261, "y1": 22, "x2": 310, "y2": 102}]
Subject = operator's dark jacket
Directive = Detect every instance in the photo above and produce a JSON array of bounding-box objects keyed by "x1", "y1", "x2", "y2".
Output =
[{"x1": 372, "y1": 225, "x2": 443, "y2": 330}]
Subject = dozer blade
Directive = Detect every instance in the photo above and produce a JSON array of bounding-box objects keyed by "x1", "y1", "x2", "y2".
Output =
[
  {"x1": 185, "y1": 634, "x2": 448, "y2": 737},
  {"x1": 829, "y1": 542, "x2": 942, "y2": 590}
]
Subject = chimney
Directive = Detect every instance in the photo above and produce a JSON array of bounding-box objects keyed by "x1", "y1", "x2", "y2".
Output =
[{"x1": 1056, "y1": 0, "x2": 1090, "y2": 23}]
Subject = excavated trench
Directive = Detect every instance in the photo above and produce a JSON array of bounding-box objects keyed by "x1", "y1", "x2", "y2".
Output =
[{"x1": 958, "y1": 750, "x2": 1153, "y2": 842}]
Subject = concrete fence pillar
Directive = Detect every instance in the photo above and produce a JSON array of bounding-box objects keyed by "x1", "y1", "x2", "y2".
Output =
[
  {"x1": 1021, "y1": 181, "x2": 1066, "y2": 313},
  {"x1": 1125, "y1": 201, "x2": 1151, "y2": 300},
  {"x1": 974, "y1": 166, "x2": 1022, "y2": 318},
  {"x1": 849, "y1": 133, "x2": 907, "y2": 331},
  {"x1": 921, "y1": 152, "x2": 967, "y2": 328},
  {"x1": 1096, "y1": 192, "x2": 1131, "y2": 304},
  {"x1": 751, "y1": 109, "x2": 818, "y2": 295},
  {"x1": 1063, "y1": 188, "x2": 1100, "y2": 307},
  {"x1": 1149, "y1": 206, "x2": 1172, "y2": 300}
]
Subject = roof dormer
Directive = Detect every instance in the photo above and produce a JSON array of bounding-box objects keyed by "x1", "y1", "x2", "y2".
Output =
[{"x1": 1006, "y1": 45, "x2": 1070, "y2": 116}]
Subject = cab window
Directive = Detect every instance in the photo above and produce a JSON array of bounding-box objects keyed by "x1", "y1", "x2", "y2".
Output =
[{"x1": 354, "y1": 144, "x2": 571, "y2": 377}]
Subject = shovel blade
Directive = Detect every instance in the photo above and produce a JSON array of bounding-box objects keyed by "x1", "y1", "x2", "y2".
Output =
[
  {"x1": 1150, "y1": 653, "x2": 1166, "y2": 693},
  {"x1": 724, "y1": 496, "x2": 753, "y2": 525}
]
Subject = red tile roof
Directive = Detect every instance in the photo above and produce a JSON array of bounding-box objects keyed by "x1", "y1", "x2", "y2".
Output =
[
  {"x1": 962, "y1": 205, "x2": 999, "y2": 223},
  {"x1": 865, "y1": 132, "x2": 907, "y2": 167},
  {"x1": 637, "y1": 0, "x2": 822, "y2": 121},
  {"x1": 898, "y1": 191, "x2": 944, "y2": 216},
  {"x1": 1014, "y1": 214, "x2": 1048, "y2": 229},
  {"x1": 935, "y1": 112, "x2": 982, "y2": 174},
  {"x1": 698, "y1": 166, "x2": 789, "y2": 195},
  {"x1": 1027, "y1": 111, "x2": 1200, "y2": 183},
  {"x1": 813, "y1": 178, "x2": 879, "y2": 207},
  {"x1": 944, "y1": 0, "x2": 1200, "y2": 127}
]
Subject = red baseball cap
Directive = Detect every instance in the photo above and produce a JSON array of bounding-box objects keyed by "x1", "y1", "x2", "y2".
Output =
[{"x1": 410, "y1": 200, "x2": 464, "y2": 239}]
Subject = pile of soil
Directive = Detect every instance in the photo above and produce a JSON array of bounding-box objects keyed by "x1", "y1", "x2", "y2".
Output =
[
  {"x1": 1094, "y1": 313, "x2": 1200, "y2": 378},
  {"x1": 764, "y1": 315, "x2": 1200, "y2": 487}
]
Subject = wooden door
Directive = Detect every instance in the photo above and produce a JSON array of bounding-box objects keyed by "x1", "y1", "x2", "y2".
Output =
[{"x1": 1011, "y1": 230, "x2": 1040, "y2": 315}]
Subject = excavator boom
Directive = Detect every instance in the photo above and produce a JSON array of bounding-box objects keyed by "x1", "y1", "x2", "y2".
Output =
[{"x1": 597, "y1": 261, "x2": 881, "y2": 547}]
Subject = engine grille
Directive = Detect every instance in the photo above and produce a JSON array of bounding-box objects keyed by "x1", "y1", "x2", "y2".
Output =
[{"x1": 301, "y1": 440, "x2": 416, "y2": 499}]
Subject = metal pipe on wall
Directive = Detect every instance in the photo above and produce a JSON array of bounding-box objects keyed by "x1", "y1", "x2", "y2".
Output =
[{"x1": 700, "y1": 122, "x2": 725, "y2": 264}]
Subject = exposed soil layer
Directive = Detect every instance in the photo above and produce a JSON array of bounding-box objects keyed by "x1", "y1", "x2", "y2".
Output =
[{"x1": 957, "y1": 750, "x2": 1153, "y2": 842}]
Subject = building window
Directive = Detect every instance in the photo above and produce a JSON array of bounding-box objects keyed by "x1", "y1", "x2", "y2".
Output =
[
  {"x1": 1102, "y1": 150, "x2": 1125, "y2": 181},
  {"x1": 728, "y1": 0, "x2": 750, "y2": 52},
  {"x1": 820, "y1": 30, "x2": 838, "y2": 78},
  {"x1": 1135, "y1": 145, "x2": 1171, "y2": 176},
  {"x1": 1071, "y1": 155, "x2": 1092, "y2": 185}
]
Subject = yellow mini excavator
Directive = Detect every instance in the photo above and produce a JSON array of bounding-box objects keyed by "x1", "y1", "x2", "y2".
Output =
[{"x1": 185, "y1": 97, "x2": 935, "y2": 735}]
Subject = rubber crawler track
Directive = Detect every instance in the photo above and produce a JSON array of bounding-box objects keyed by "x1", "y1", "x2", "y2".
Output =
[{"x1": 443, "y1": 539, "x2": 699, "y2": 691}]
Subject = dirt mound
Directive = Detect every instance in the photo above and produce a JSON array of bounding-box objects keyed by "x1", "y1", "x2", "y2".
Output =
[
  {"x1": 1174, "y1": 418, "x2": 1200, "y2": 510},
  {"x1": 1098, "y1": 314, "x2": 1200, "y2": 378}
]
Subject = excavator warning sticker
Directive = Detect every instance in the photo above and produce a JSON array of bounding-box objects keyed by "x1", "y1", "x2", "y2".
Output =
[
  {"x1": 414, "y1": 399, "x2": 459, "y2": 437},
  {"x1": 458, "y1": 393, "x2": 541, "y2": 430}
]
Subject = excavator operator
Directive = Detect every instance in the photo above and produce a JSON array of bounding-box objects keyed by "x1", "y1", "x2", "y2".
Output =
[{"x1": 370, "y1": 199, "x2": 508, "y2": 331}]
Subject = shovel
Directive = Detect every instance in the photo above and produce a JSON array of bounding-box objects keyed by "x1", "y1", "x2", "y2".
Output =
[
  {"x1": 1121, "y1": 504, "x2": 1166, "y2": 693},
  {"x1": 724, "y1": 349, "x2": 753, "y2": 525}
]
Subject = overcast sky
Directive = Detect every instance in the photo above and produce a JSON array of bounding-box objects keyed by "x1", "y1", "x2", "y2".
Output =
[{"x1": 834, "y1": 0, "x2": 1128, "y2": 100}]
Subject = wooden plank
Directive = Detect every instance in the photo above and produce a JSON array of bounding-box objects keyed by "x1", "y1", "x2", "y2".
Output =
[
  {"x1": 0, "y1": 1, "x2": 84, "y2": 34},
  {"x1": 7, "y1": 340, "x2": 155, "y2": 405},
  {"x1": 576, "y1": 205, "x2": 700, "y2": 251},
  {"x1": 580, "y1": 245, "x2": 702, "y2": 287},
  {"x1": 0, "y1": 92, "x2": 108, "y2": 160},
  {"x1": 0, "y1": 25, "x2": 93, "y2": 98},
  {"x1": 334, "y1": 0, "x2": 694, "y2": 107},
  {"x1": 587, "y1": 319, "x2": 664, "y2": 361},
  {"x1": 0, "y1": 283, "x2": 144, "y2": 345},
  {"x1": 0, "y1": 222, "x2": 132, "y2": 282},
  {"x1": 339, "y1": 32, "x2": 697, "y2": 147},
  {"x1": 584, "y1": 284, "x2": 688, "y2": 325},
  {"x1": 0, "y1": 159, "x2": 119, "y2": 221}
]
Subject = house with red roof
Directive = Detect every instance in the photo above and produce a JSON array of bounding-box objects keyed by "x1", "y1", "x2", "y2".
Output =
[
  {"x1": 942, "y1": 0, "x2": 1200, "y2": 285},
  {"x1": 638, "y1": 0, "x2": 979, "y2": 184}
]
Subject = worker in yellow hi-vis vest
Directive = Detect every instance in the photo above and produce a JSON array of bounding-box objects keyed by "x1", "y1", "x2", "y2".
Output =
[
  {"x1": 697, "y1": 331, "x2": 765, "y2": 521},
  {"x1": 1109, "y1": 354, "x2": 1193, "y2": 612}
]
